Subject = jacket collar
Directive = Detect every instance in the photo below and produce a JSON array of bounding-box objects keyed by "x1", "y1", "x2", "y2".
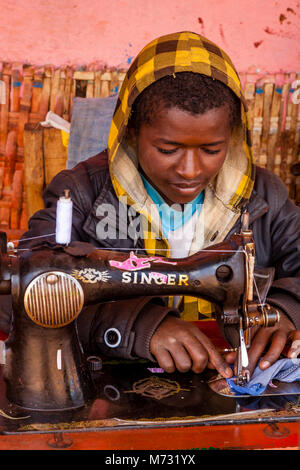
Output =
[
  {"x1": 247, "y1": 189, "x2": 269, "y2": 223},
  {"x1": 82, "y1": 168, "x2": 269, "y2": 250}
]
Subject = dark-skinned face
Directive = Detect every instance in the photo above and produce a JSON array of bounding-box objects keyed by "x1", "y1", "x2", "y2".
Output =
[{"x1": 132, "y1": 106, "x2": 232, "y2": 205}]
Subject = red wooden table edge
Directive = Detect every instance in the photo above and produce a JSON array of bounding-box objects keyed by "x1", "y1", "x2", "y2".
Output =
[{"x1": 0, "y1": 421, "x2": 299, "y2": 450}]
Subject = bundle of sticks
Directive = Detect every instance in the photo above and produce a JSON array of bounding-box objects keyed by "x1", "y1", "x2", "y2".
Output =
[
  {"x1": 0, "y1": 63, "x2": 126, "y2": 240},
  {"x1": 239, "y1": 71, "x2": 300, "y2": 201},
  {"x1": 0, "y1": 63, "x2": 299, "y2": 242}
]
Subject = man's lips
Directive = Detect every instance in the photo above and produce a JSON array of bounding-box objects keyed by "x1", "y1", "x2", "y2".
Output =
[{"x1": 169, "y1": 182, "x2": 203, "y2": 191}]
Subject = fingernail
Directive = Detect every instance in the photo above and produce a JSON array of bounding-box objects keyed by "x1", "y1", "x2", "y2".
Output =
[
  {"x1": 290, "y1": 350, "x2": 299, "y2": 358},
  {"x1": 225, "y1": 367, "x2": 233, "y2": 377},
  {"x1": 260, "y1": 360, "x2": 270, "y2": 369}
]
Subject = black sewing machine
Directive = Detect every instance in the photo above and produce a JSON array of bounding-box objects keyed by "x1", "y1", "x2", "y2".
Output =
[{"x1": 0, "y1": 217, "x2": 280, "y2": 411}]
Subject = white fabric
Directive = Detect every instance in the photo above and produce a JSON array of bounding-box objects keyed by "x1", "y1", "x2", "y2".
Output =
[{"x1": 167, "y1": 210, "x2": 199, "y2": 259}]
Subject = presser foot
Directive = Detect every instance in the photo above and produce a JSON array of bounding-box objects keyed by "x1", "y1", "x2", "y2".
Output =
[{"x1": 236, "y1": 369, "x2": 250, "y2": 386}]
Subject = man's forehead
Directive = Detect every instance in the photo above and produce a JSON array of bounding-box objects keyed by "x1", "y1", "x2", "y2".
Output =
[{"x1": 141, "y1": 106, "x2": 232, "y2": 139}]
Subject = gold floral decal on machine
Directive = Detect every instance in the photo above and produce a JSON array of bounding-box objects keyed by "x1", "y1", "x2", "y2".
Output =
[
  {"x1": 125, "y1": 376, "x2": 190, "y2": 400},
  {"x1": 71, "y1": 268, "x2": 111, "y2": 283}
]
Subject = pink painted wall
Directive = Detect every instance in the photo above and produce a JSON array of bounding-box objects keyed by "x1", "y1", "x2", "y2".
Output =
[{"x1": 0, "y1": 0, "x2": 299, "y2": 72}]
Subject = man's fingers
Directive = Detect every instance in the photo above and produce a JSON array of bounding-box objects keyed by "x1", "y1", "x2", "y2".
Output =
[
  {"x1": 152, "y1": 341, "x2": 194, "y2": 373},
  {"x1": 171, "y1": 344, "x2": 193, "y2": 373},
  {"x1": 286, "y1": 330, "x2": 300, "y2": 359},
  {"x1": 210, "y1": 354, "x2": 233, "y2": 378},
  {"x1": 151, "y1": 347, "x2": 176, "y2": 373},
  {"x1": 183, "y1": 336, "x2": 209, "y2": 373},
  {"x1": 259, "y1": 329, "x2": 288, "y2": 369},
  {"x1": 224, "y1": 351, "x2": 236, "y2": 364},
  {"x1": 238, "y1": 328, "x2": 272, "y2": 375},
  {"x1": 195, "y1": 331, "x2": 233, "y2": 378}
]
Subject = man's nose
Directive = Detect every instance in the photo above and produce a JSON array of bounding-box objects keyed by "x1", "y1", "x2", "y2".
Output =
[{"x1": 176, "y1": 149, "x2": 201, "y2": 180}]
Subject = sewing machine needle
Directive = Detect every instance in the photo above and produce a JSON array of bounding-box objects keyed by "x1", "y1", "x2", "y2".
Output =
[
  {"x1": 237, "y1": 323, "x2": 250, "y2": 385},
  {"x1": 239, "y1": 326, "x2": 249, "y2": 368}
]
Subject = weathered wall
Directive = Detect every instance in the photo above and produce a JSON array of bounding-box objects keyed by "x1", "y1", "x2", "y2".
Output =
[{"x1": 0, "y1": 0, "x2": 299, "y2": 72}]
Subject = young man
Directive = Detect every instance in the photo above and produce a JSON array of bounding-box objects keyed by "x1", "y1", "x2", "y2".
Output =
[{"x1": 2, "y1": 31, "x2": 300, "y2": 380}]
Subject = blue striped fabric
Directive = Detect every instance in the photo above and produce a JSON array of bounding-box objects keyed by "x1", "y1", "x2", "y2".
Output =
[
  {"x1": 227, "y1": 358, "x2": 300, "y2": 396},
  {"x1": 67, "y1": 95, "x2": 118, "y2": 169}
]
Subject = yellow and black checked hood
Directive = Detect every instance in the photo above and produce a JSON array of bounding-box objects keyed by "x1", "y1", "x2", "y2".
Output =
[{"x1": 107, "y1": 31, "x2": 255, "y2": 246}]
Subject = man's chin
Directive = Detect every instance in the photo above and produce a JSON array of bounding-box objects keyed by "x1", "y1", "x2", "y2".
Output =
[
  {"x1": 162, "y1": 194, "x2": 201, "y2": 206},
  {"x1": 168, "y1": 184, "x2": 204, "y2": 203}
]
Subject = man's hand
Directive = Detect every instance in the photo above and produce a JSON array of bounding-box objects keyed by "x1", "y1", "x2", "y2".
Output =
[
  {"x1": 225, "y1": 310, "x2": 300, "y2": 375},
  {"x1": 150, "y1": 316, "x2": 233, "y2": 378}
]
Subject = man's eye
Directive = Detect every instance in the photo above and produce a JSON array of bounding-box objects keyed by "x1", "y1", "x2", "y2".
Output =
[
  {"x1": 156, "y1": 147, "x2": 178, "y2": 155},
  {"x1": 202, "y1": 148, "x2": 221, "y2": 155}
]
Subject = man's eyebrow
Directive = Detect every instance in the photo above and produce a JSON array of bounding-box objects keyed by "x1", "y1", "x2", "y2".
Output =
[
  {"x1": 156, "y1": 139, "x2": 183, "y2": 146},
  {"x1": 156, "y1": 139, "x2": 225, "y2": 146},
  {"x1": 199, "y1": 141, "x2": 225, "y2": 146}
]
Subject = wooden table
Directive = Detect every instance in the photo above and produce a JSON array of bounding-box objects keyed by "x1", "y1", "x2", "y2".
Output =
[{"x1": 0, "y1": 323, "x2": 299, "y2": 451}]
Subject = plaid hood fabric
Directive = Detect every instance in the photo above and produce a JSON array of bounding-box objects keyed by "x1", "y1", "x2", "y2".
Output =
[{"x1": 107, "y1": 31, "x2": 255, "y2": 320}]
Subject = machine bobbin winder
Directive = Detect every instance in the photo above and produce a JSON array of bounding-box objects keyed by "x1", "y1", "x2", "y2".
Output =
[{"x1": 0, "y1": 215, "x2": 280, "y2": 411}]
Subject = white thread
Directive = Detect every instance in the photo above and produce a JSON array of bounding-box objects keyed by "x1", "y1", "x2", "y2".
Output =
[
  {"x1": 57, "y1": 349, "x2": 62, "y2": 370},
  {"x1": 14, "y1": 245, "x2": 247, "y2": 253},
  {"x1": 253, "y1": 274, "x2": 267, "y2": 306},
  {"x1": 55, "y1": 191, "x2": 73, "y2": 245},
  {"x1": 13, "y1": 233, "x2": 56, "y2": 244},
  {"x1": 96, "y1": 248, "x2": 248, "y2": 255},
  {"x1": 11, "y1": 229, "x2": 248, "y2": 256}
]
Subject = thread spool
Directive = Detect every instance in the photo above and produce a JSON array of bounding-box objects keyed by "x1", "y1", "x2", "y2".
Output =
[{"x1": 55, "y1": 189, "x2": 72, "y2": 245}]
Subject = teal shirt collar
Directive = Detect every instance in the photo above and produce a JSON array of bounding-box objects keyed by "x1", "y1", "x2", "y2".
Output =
[{"x1": 140, "y1": 173, "x2": 204, "y2": 238}]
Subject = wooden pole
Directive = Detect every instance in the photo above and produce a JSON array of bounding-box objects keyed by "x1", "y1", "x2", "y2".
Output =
[
  {"x1": 10, "y1": 63, "x2": 22, "y2": 113},
  {"x1": 0, "y1": 166, "x2": 4, "y2": 199},
  {"x1": 3, "y1": 129, "x2": 17, "y2": 187},
  {"x1": 19, "y1": 201, "x2": 28, "y2": 231},
  {"x1": 278, "y1": 77, "x2": 291, "y2": 181},
  {"x1": 10, "y1": 169, "x2": 23, "y2": 229},
  {"x1": 86, "y1": 71, "x2": 95, "y2": 98},
  {"x1": 293, "y1": 72, "x2": 300, "y2": 204},
  {"x1": 43, "y1": 127, "x2": 67, "y2": 186},
  {"x1": 23, "y1": 123, "x2": 45, "y2": 219},
  {"x1": 69, "y1": 68, "x2": 77, "y2": 118},
  {"x1": 94, "y1": 71, "x2": 102, "y2": 98},
  {"x1": 17, "y1": 65, "x2": 34, "y2": 148},
  {"x1": 266, "y1": 86, "x2": 281, "y2": 173},
  {"x1": 0, "y1": 64, "x2": 11, "y2": 156},
  {"x1": 0, "y1": 206, "x2": 10, "y2": 229},
  {"x1": 63, "y1": 67, "x2": 72, "y2": 122},
  {"x1": 110, "y1": 70, "x2": 119, "y2": 96},
  {"x1": 252, "y1": 85, "x2": 264, "y2": 165},
  {"x1": 55, "y1": 68, "x2": 66, "y2": 116},
  {"x1": 260, "y1": 81, "x2": 274, "y2": 168},
  {"x1": 39, "y1": 66, "x2": 52, "y2": 120},
  {"x1": 31, "y1": 67, "x2": 44, "y2": 114},
  {"x1": 100, "y1": 71, "x2": 111, "y2": 97},
  {"x1": 50, "y1": 68, "x2": 60, "y2": 113},
  {"x1": 285, "y1": 75, "x2": 299, "y2": 199}
]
